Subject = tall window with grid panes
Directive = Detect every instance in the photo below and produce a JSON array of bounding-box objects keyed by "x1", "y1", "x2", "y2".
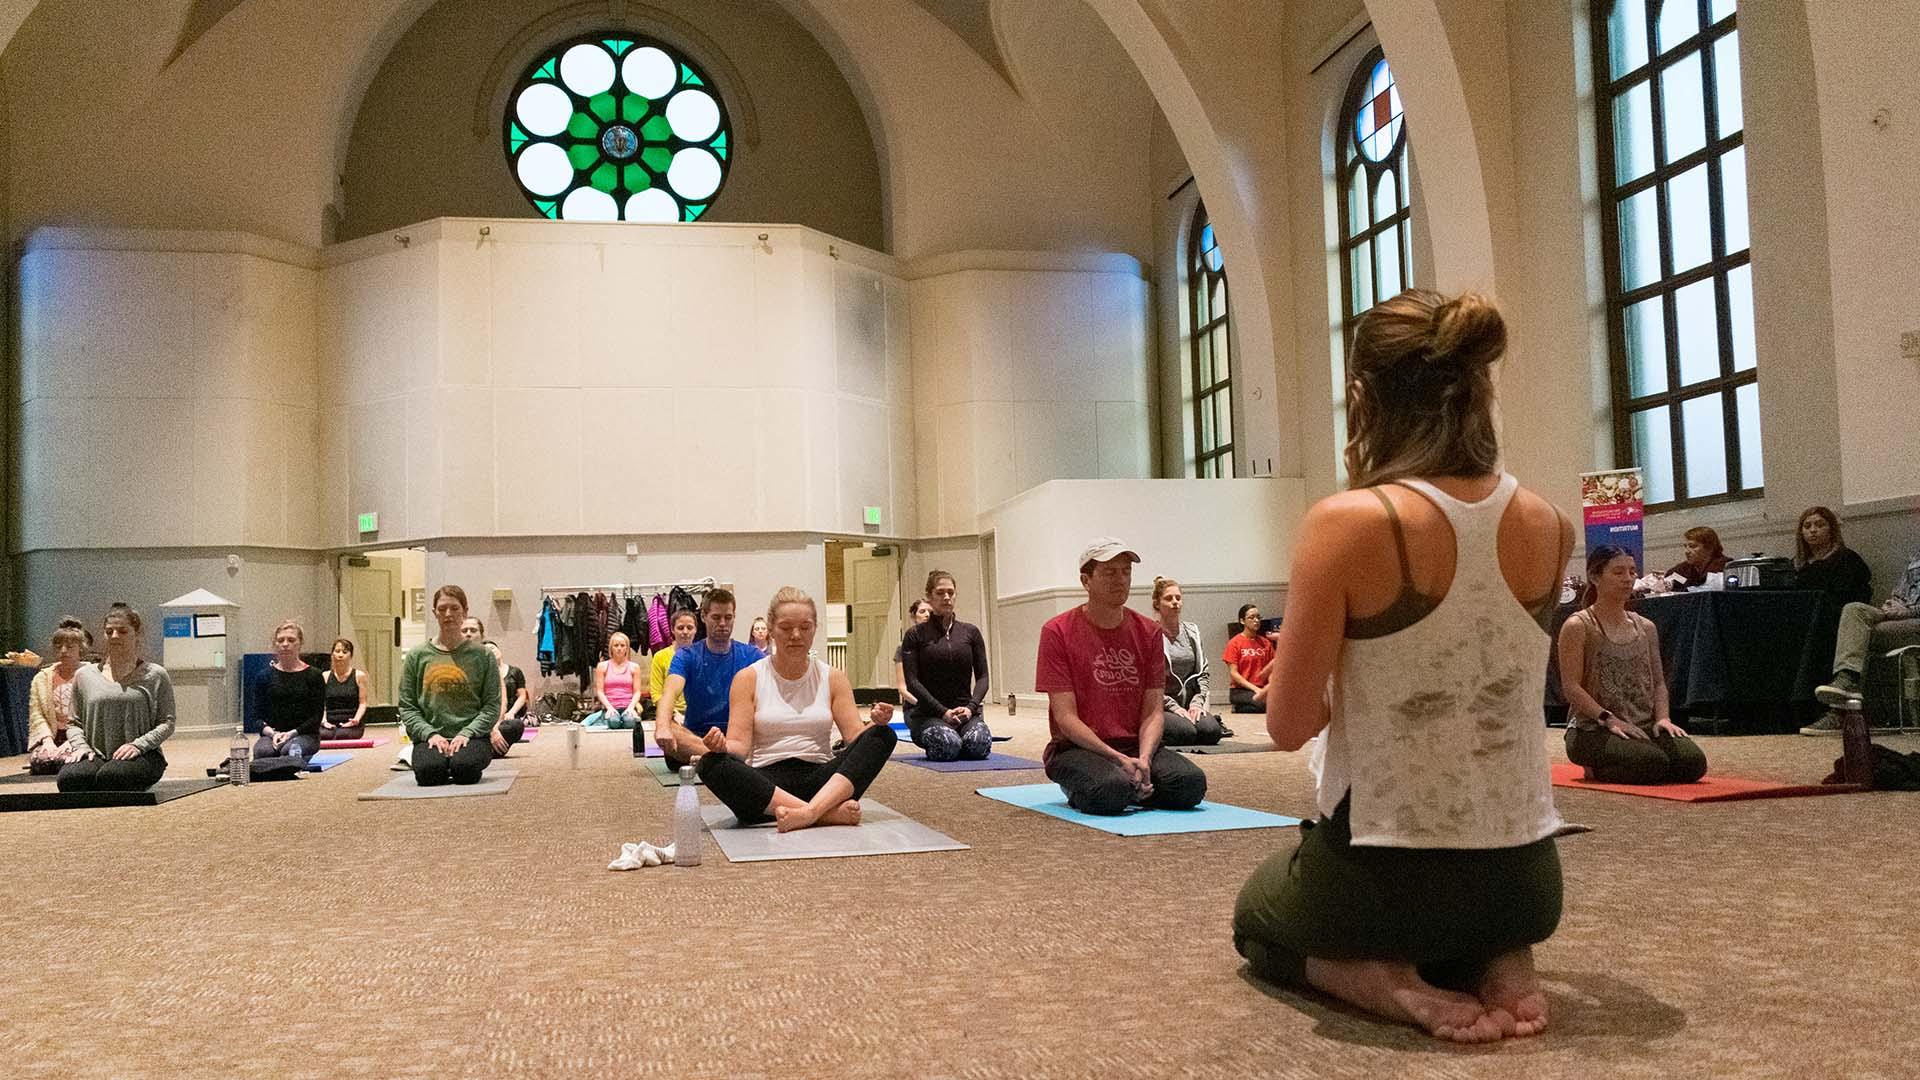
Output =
[
  {"x1": 1337, "y1": 49, "x2": 1411, "y2": 360},
  {"x1": 1594, "y1": 0, "x2": 1758, "y2": 509},
  {"x1": 1189, "y1": 203, "x2": 1234, "y2": 478}
]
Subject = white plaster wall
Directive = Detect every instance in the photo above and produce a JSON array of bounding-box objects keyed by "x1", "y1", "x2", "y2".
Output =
[
  {"x1": 907, "y1": 255, "x2": 1153, "y2": 536},
  {"x1": 13, "y1": 230, "x2": 323, "y2": 552},
  {"x1": 318, "y1": 218, "x2": 913, "y2": 545}
]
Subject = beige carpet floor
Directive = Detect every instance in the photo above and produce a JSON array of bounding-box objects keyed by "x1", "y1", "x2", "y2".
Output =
[{"x1": 3, "y1": 707, "x2": 1917, "y2": 1079}]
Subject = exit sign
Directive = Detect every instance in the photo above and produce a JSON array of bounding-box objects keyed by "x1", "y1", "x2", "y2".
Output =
[
  {"x1": 863, "y1": 506, "x2": 882, "y2": 526},
  {"x1": 357, "y1": 512, "x2": 379, "y2": 534}
]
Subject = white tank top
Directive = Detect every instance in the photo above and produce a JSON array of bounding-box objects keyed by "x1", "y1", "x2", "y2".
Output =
[
  {"x1": 1318, "y1": 473, "x2": 1562, "y2": 849},
  {"x1": 747, "y1": 657, "x2": 835, "y2": 768}
]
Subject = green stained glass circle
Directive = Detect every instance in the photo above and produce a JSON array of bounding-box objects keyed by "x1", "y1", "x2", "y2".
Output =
[{"x1": 504, "y1": 33, "x2": 732, "y2": 223}]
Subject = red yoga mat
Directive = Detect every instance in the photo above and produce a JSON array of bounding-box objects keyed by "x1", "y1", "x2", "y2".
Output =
[
  {"x1": 1549, "y1": 762, "x2": 1865, "y2": 802},
  {"x1": 318, "y1": 738, "x2": 389, "y2": 749}
]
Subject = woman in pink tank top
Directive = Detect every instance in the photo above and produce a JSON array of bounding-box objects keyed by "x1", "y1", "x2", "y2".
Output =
[
  {"x1": 587, "y1": 632, "x2": 643, "y2": 729},
  {"x1": 1233, "y1": 291, "x2": 1573, "y2": 1045}
]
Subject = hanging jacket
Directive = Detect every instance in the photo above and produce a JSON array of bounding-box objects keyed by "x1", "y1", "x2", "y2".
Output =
[
  {"x1": 537, "y1": 597, "x2": 558, "y2": 676},
  {"x1": 668, "y1": 585, "x2": 703, "y2": 641},
  {"x1": 623, "y1": 595, "x2": 647, "y2": 654},
  {"x1": 570, "y1": 592, "x2": 593, "y2": 676},
  {"x1": 554, "y1": 596, "x2": 578, "y2": 677}
]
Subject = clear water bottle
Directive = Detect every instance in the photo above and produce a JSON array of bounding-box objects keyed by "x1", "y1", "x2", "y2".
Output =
[
  {"x1": 673, "y1": 762, "x2": 702, "y2": 867},
  {"x1": 227, "y1": 725, "x2": 251, "y2": 786}
]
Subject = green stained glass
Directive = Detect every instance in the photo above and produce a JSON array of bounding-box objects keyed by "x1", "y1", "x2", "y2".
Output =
[{"x1": 506, "y1": 33, "x2": 732, "y2": 222}]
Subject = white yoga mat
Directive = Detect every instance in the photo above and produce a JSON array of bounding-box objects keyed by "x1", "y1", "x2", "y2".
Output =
[
  {"x1": 698, "y1": 799, "x2": 968, "y2": 863},
  {"x1": 357, "y1": 770, "x2": 519, "y2": 801}
]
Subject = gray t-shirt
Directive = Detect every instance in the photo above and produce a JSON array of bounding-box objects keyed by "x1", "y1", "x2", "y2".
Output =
[{"x1": 68, "y1": 660, "x2": 177, "y2": 758}]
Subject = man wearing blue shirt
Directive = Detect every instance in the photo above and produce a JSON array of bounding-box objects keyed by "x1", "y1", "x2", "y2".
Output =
[{"x1": 654, "y1": 588, "x2": 763, "y2": 769}]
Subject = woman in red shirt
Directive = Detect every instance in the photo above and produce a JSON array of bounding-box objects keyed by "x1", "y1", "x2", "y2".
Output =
[{"x1": 1223, "y1": 604, "x2": 1277, "y2": 713}]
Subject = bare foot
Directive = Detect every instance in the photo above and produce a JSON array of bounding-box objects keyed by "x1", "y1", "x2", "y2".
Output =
[
  {"x1": 1304, "y1": 958, "x2": 1505, "y2": 1044},
  {"x1": 1477, "y1": 948, "x2": 1549, "y2": 1037},
  {"x1": 774, "y1": 804, "x2": 816, "y2": 832},
  {"x1": 820, "y1": 800, "x2": 861, "y2": 827}
]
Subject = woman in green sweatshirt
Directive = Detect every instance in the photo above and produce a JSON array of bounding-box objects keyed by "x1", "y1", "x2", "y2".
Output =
[{"x1": 398, "y1": 585, "x2": 500, "y2": 786}]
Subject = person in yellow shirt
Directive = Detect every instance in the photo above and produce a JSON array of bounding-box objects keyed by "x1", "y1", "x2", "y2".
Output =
[{"x1": 649, "y1": 609, "x2": 699, "y2": 718}]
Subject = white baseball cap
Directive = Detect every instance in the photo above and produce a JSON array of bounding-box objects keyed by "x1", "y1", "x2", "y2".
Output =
[{"x1": 1078, "y1": 537, "x2": 1141, "y2": 573}]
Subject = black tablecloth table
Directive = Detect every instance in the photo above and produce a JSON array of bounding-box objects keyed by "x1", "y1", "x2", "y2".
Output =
[
  {"x1": 1, "y1": 665, "x2": 35, "y2": 756},
  {"x1": 1543, "y1": 589, "x2": 1839, "y2": 732}
]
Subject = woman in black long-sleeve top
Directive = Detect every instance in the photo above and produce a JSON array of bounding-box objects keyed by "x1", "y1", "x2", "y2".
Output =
[
  {"x1": 257, "y1": 620, "x2": 326, "y2": 765},
  {"x1": 901, "y1": 570, "x2": 992, "y2": 761},
  {"x1": 1793, "y1": 506, "x2": 1872, "y2": 606}
]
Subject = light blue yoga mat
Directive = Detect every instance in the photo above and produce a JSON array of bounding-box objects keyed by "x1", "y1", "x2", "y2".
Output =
[
  {"x1": 306, "y1": 751, "x2": 352, "y2": 772},
  {"x1": 975, "y1": 783, "x2": 1301, "y2": 836}
]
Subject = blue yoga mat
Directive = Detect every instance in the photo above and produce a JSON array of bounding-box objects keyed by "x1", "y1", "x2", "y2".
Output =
[
  {"x1": 306, "y1": 751, "x2": 352, "y2": 772},
  {"x1": 888, "y1": 720, "x2": 1011, "y2": 742},
  {"x1": 899, "y1": 753, "x2": 1044, "y2": 773},
  {"x1": 975, "y1": 783, "x2": 1300, "y2": 836}
]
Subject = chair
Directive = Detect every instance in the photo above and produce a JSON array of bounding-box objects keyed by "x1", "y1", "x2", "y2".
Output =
[{"x1": 1862, "y1": 621, "x2": 1920, "y2": 732}]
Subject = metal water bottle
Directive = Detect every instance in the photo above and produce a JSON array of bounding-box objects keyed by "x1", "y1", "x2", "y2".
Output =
[{"x1": 673, "y1": 760, "x2": 702, "y2": 867}]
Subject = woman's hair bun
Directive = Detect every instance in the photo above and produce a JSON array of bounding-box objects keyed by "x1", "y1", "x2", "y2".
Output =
[
  {"x1": 57, "y1": 616, "x2": 85, "y2": 630},
  {"x1": 1430, "y1": 293, "x2": 1506, "y2": 372}
]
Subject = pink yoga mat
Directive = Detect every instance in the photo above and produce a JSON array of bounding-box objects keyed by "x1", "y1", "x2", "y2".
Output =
[
  {"x1": 319, "y1": 738, "x2": 389, "y2": 749},
  {"x1": 1548, "y1": 762, "x2": 1865, "y2": 802}
]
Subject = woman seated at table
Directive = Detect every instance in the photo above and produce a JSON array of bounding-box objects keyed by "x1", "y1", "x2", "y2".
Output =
[
  {"x1": 1662, "y1": 526, "x2": 1727, "y2": 591},
  {"x1": 58, "y1": 603, "x2": 177, "y2": 792},
  {"x1": 256, "y1": 620, "x2": 326, "y2": 766},
  {"x1": 27, "y1": 618, "x2": 88, "y2": 774},
  {"x1": 696, "y1": 587, "x2": 897, "y2": 831},
  {"x1": 1792, "y1": 506, "x2": 1872, "y2": 606},
  {"x1": 583, "y1": 632, "x2": 644, "y2": 728},
  {"x1": 320, "y1": 637, "x2": 370, "y2": 741},
  {"x1": 1558, "y1": 546, "x2": 1707, "y2": 785}
]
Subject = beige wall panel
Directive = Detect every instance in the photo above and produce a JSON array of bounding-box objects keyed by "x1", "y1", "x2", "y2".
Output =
[
  {"x1": 435, "y1": 385, "x2": 494, "y2": 535},
  {"x1": 1014, "y1": 400, "x2": 1099, "y2": 492},
  {"x1": 487, "y1": 241, "x2": 592, "y2": 389},
  {"x1": 493, "y1": 387, "x2": 579, "y2": 535}
]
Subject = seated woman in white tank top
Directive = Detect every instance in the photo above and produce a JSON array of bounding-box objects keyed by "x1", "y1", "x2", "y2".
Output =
[
  {"x1": 1232, "y1": 291, "x2": 1573, "y2": 1045},
  {"x1": 695, "y1": 587, "x2": 897, "y2": 831}
]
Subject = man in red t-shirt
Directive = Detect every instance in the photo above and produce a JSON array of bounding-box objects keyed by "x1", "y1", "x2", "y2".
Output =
[{"x1": 1034, "y1": 537, "x2": 1208, "y2": 815}]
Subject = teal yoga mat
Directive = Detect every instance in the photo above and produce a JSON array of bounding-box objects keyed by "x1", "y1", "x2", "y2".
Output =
[{"x1": 975, "y1": 782, "x2": 1300, "y2": 836}]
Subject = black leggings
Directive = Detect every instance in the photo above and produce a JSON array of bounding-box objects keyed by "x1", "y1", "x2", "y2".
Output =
[
  {"x1": 57, "y1": 751, "x2": 167, "y2": 792},
  {"x1": 697, "y1": 724, "x2": 897, "y2": 825},
  {"x1": 492, "y1": 717, "x2": 526, "y2": 760},
  {"x1": 411, "y1": 738, "x2": 493, "y2": 786},
  {"x1": 319, "y1": 723, "x2": 365, "y2": 741}
]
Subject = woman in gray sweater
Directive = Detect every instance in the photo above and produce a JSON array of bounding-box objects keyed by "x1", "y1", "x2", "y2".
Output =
[
  {"x1": 1151, "y1": 577, "x2": 1224, "y2": 745},
  {"x1": 57, "y1": 603, "x2": 176, "y2": 792}
]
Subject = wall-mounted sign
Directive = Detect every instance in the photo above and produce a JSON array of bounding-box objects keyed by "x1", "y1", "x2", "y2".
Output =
[
  {"x1": 193, "y1": 613, "x2": 226, "y2": 638},
  {"x1": 863, "y1": 506, "x2": 882, "y2": 526},
  {"x1": 358, "y1": 511, "x2": 379, "y2": 534},
  {"x1": 163, "y1": 615, "x2": 193, "y2": 639}
]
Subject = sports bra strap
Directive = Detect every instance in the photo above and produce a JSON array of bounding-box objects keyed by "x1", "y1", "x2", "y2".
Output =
[{"x1": 1369, "y1": 486, "x2": 1416, "y2": 592}]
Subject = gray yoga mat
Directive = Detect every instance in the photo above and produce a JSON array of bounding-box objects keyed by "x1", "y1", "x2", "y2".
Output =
[
  {"x1": 698, "y1": 799, "x2": 968, "y2": 863},
  {"x1": 0, "y1": 777, "x2": 224, "y2": 812},
  {"x1": 1171, "y1": 740, "x2": 1276, "y2": 755},
  {"x1": 357, "y1": 769, "x2": 518, "y2": 801}
]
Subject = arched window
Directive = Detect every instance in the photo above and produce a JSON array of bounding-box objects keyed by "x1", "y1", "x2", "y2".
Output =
[
  {"x1": 1189, "y1": 203, "x2": 1233, "y2": 478},
  {"x1": 1337, "y1": 48, "x2": 1410, "y2": 357},
  {"x1": 504, "y1": 34, "x2": 732, "y2": 223},
  {"x1": 1594, "y1": 0, "x2": 1757, "y2": 508}
]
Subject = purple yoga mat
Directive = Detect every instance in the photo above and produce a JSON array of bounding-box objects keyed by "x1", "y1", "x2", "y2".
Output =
[{"x1": 899, "y1": 753, "x2": 1044, "y2": 773}]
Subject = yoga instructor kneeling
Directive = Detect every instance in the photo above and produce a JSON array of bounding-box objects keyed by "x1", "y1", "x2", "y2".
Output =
[
  {"x1": 697, "y1": 588, "x2": 896, "y2": 831},
  {"x1": 397, "y1": 585, "x2": 500, "y2": 786}
]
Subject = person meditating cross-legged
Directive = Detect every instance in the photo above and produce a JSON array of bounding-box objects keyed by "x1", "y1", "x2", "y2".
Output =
[
  {"x1": 1037, "y1": 538, "x2": 1207, "y2": 815},
  {"x1": 696, "y1": 588, "x2": 897, "y2": 831},
  {"x1": 398, "y1": 586, "x2": 500, "y2": 786},
  {"x1": 1233, "y1": 290, "x2": 1570, "y2": 1044},
  {"x1": 27, "y1": 619, "x2": 88, "y2": 775},
  {"x1": 255, "y1": 620, "x2": 326, "y2": 768},
  {"x1": 1152, "y1": 577, "x2": 1223, "y2": 746},
  {"x1": 900, "y1": 570, "x2": 993, "y2": 761},
  {"x1": 57, "y1": 604, "x2": 177, "y2": 793},
  {"x1": 1558, "y1": 546, "x2": 1707, "y2": 784},
  {"x1": 319, "y1": 638, "x2": 370, "y2": 742},
  {"x1": 656, "y1": 588, "x2": 763, "y2": 772}
]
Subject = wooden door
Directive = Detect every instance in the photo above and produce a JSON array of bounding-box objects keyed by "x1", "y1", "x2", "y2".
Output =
[
  {"x1": 842, "y1": 544, "x2": 901, "y2": 688},
  {"x1": 342, "y1": 558, "x2": 400, "y2": 703}
]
